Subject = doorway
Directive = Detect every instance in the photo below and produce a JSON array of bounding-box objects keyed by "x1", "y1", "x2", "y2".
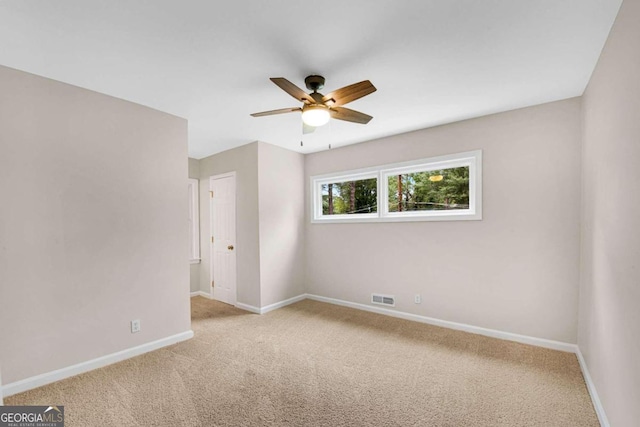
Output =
[{"x1": 209, "y1": 172, "x2": 237, "y2": 305}]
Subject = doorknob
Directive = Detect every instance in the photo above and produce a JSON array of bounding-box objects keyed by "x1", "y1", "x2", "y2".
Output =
[{"x1": 227, "y1": 245, "x2": 234, "y2": 250}]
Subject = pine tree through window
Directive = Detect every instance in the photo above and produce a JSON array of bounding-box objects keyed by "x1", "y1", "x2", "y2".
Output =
[
  {"x1": 321, "y1": 178, "x2": 378, "y2": 215},
  {"x1": 387, "y1": 167, "x2": 469, "y2": 212}
]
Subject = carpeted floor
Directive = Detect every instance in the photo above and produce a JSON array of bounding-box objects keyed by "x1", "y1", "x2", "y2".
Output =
[{"x1": 6, "y1": 297, "x2": 599, "y2": 426}]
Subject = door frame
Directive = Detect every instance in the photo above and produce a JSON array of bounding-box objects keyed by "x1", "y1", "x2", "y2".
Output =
[{"x1": 209, "y1": 172, "x2": 237, "y2": 305}]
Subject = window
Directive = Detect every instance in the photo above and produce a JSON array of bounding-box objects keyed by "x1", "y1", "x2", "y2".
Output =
[
  {"x1": 311, "y1": 150, "x2": 481, "y2": 223},
  {"x1": 188, "y1": 178, "x2": 200, "y2": 263},
  {"x1": 386, "y1": 167, "x2": 469, "y2": 213},
  {"x1": 380, "y1": 152, "x2": 480, "y2": 220},
  {"x1": 313, "y1": 173, "x2": 378, "y2": 221}
]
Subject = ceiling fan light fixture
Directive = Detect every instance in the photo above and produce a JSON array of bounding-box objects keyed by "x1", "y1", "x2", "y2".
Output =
[
  {"x1": 251, "y1": 76, "x2": 376, "y2": 131},
  {"x1": 301, "y1": 105, "x2": 330, "y2": 127}
]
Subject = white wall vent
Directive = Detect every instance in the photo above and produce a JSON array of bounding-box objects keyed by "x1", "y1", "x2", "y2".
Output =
[{"x1": 371, "y1": 294, "x2": 395, "y2": 307}]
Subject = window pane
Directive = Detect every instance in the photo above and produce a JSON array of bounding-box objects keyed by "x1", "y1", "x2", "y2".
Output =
[
  {"x1": 387, "y1": 166, "x2": 469, "y2": 212},
  {"x1": 321, "y1": 178, "x2": 377, "y2": 215}
]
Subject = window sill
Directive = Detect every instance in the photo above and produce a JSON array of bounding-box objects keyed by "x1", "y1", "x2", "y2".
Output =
[{"x1": 312, "y1": 210, "x2": 481, "y2": 224}]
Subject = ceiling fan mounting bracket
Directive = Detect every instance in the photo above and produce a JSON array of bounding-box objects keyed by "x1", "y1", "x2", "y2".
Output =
[{"x1": 304, "y1": 75, "x2": 325, "y2": 92}]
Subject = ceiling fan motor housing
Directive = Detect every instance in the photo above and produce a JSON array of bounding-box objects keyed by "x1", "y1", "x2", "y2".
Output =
[{"x1": 305, "y1": 75, "x2": 325, "y2": 92}]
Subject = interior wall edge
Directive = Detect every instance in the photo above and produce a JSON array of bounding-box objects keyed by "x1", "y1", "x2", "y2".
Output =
[{"x1": 575, "y1": 347, "x2": 610, "y2": 427}]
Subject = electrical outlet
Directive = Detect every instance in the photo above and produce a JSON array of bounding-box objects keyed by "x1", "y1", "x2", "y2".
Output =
[
  {"x1": 131, "y1": 319, "x2": 141, "y2": 333},
  {"x1": 414, "y1": 294, "x2": 422, "y2": 304}
]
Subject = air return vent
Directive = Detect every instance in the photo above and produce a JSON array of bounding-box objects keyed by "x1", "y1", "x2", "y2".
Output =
[{"x1": 371, "y1": 294, "x2": 395, "y2": 307}]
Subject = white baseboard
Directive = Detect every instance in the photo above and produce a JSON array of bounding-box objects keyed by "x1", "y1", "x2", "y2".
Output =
[
  {"x1": 193, "y1": 291, "x2": 293, "y2": 315},
  {"x1": 235, "y1": 294, "x2": 306, "y2": 315},
  {"x1": 235, "y1": 302, "x2": 261, "y2": 314},
  {"x1": 1, "y1": 330, "x2": 194, "y2": 398},
  {"x1": 190, "y1": 291, "x2": 212, "y2": 298},
  {"x1": 305, "y1": 294, "x2": 578, "y2": 353},
  {"x1": 259, "y1": 294, "x2": 307, "y2": 314},
  {"x1": 576, "y1": 348, "x2": 609, "y2": 427}
]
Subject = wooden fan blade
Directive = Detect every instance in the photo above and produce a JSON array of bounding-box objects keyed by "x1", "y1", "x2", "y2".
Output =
[
  {"x1": 303, "y1": 123, "x2": 316, "y2": 134},
  {"x1": 322, "y1": 80, "x2": 376, "y2": 106},
  {"x1": 330, "y1": 107, "x2": 373, "y2": 124},
  {"x1": 250, "y1": 107, "x2": 301, "y2": 117},
  {"x1": 270, "y1": 78, "x2": 316, "y2": 104}
]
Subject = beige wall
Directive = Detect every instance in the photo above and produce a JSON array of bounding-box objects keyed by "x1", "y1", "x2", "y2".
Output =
[
  {"x1": 188, "y1": 157, "x2": 200, "y2": 179},
  {"x1": 0, "y1": 65, "x2": 191, "y2": 384},
  {"x1": 198, "y1": 143, "x2": 261, "y2": 307},
  {"x1": 258, "y1": 142, "x2": 305, "y2": 306},
  {"x1": 579, "y1": 0, "x2": 640, "y2": 425},
  {"x1": 188, "y1": 158, "x2": 201, "y2": 293},
  {"x1": 305, "y1": 98, "x2": 582, "y2": 343}
]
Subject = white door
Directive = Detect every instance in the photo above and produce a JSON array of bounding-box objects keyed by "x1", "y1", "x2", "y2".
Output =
[{"x1": 210, "y1": 173, "x2": 237, "y2": 305}]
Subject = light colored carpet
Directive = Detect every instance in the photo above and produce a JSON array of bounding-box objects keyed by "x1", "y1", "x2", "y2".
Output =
[{"x1": 6, "y1": 297, "x2": 599, "y2": 426}]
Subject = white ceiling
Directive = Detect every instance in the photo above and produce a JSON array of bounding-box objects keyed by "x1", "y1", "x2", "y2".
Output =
[{"x1": 0, "y1": 1, "x2": 622, "y2": 158}]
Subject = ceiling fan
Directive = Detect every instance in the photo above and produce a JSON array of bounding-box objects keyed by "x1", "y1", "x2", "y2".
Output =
[{"x1": 250, "y1": 75, "x2": 376, "y2": 134}]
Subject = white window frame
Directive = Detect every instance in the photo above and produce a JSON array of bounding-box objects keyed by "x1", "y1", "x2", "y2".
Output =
[
  {"x1": 188, "y1": 178, "x2": 201, "y2": 263},
  {"x1": 312, "y1": 171, "x2": 380, "y2": 222},
  {"x1": 310, "y1": 150, "x2": 482, "y2": 223},
  {"x1": 380, "y1": 151, "x2": 481, "y2": 221}
]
